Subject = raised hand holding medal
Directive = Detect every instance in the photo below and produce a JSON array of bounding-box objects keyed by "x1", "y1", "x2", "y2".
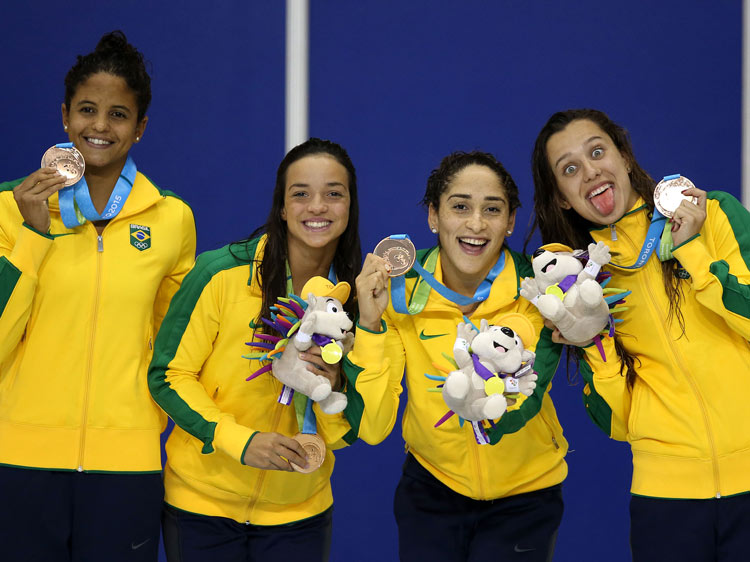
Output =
[{"x1": 654, "y1": 174, "x2": 707, "y2": 248}]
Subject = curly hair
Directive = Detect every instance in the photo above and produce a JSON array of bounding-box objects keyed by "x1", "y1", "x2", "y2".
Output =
[{"x1": 64, "y1": 30, "x2": 152, "y2": 121}]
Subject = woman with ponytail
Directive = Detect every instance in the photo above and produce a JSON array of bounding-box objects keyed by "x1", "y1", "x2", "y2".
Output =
[{"x1": 0, "y1": 31, "x2": 196, "y2": 561}]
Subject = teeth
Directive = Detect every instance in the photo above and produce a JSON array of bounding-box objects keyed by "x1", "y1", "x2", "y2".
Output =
[
  {"x1": 305, "y1": 221, "x2": 330, "y2": 228},
  {"x1": 459, "y1": 238, "x2": 486, "y2": 246},
  {"x1": 87, "y1": 137, "x2": 112, "y2": 145},
  {"x1": 588, "y1": 183, "x2": 612, "y2": 198}
]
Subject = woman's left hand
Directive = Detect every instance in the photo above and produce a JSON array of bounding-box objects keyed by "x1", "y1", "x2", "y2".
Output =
[
  {"x1": 671, "y1": 187, "x2": 707, "y2": 247},
  {"x1": 299, "y1": 345, "x2": 343, "y2": 391}
]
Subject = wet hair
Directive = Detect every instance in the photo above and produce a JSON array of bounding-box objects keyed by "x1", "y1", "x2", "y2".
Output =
[
  {"x1": 234, "y1": 138, "x2": 361, "y2": 326},
  {"x1": 422, "y1": 150, "x2": 521, "y2": 214},
  {"x1": 527, "y1": 108, "x2": 686, "y2": 386},
  {"x1": 422, "y1": 151, "x2": 521, "y2": 252},
  {"x1": 64, "y1": 30, "x2": 152, "y2": 121}
]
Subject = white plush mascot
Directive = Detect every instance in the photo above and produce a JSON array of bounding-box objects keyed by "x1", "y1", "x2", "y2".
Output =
[
  {"x1": 440, "y1": 314, "x2": 538, "y2": 423},
  {"x1": 245, "y1": 276, "x2": 354, "y2": 414},
  {"x1": 520, "y1": 242, "x2": 612, "y2": 347}
]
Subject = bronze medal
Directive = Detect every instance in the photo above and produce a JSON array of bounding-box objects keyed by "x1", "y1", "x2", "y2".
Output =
[
  {"x1": 653, "y1": 175, "x2": 698, "y2": 218},
  {"x1": 41, "y1": 145, "x2": 85, "y2": 187},
  {"x1": 373, "y1": 236, "x2": 416, "y2": 277},
  {"x1": 290, "y1": 432, "x2": 326, "y2": 473}
]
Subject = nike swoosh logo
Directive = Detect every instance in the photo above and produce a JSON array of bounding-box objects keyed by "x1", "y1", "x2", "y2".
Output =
[
  {"x1": 514, "y1": 544, "x2": 535, "y2": 553},
  {"x1": 131, "y1": 539, "x2": 150, "y2": 550},
  {"x1": 419, "y1": 330, "x2": 447, "y2": 340}
]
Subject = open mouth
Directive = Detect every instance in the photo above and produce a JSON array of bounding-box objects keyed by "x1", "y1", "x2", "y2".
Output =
[
  {"x1": 587, "y1": 183, "x2": 616, "y2": 215},
  {"x1": 541, "y1": 259, "x2": 557, "y2": 274},
  {"x1": 84, "y1": 137, "x2": 114, "y2": 146},
  {"x1": 458, "y1": 237, "x2": 488, "y2": 254},
  {"x1": 303, "y1": 220, "x2": 332, "y2": 230},
  {"x1": 493, "y1": 341, "x2": 508, "y2": 353}
]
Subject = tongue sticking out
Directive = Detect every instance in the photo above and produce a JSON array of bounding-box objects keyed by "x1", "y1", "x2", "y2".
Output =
[{"x1": 589, "y1": 186, "x2": 615, "y2": 216}]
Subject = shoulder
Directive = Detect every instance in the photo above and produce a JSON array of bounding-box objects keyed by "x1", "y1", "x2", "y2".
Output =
[
  {"x1": 507, "y1": 246, "x2": 533, "y2": 278},
  {"x1": 137, "y1": 172, "x2": 193, "y2": 213},
  {"x1": 707, "y1": 190, "x2": 748, "y2": 222}
]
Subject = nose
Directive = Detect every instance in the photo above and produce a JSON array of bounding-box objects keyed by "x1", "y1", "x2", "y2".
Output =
[
  {"x1": 581, "y1": 159, "x2": 601, "y2": 181},
  {"x1": 92, "y1": 113, "x2": 109, "y2": 132},
  {"x1": 308, "y1": 193, "x2": 328, "y2": 214},
  {"x1": 466, "y1": 209, "x2": 486, "y2": 232}
]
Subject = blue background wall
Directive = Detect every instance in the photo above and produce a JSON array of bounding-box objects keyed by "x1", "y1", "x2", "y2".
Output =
[{"x1": 1, "y1": 2, "x2": 742, "y2": 560}]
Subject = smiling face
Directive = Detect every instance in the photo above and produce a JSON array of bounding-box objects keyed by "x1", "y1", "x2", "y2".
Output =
[
  {"x1": 281, "y1": 154, "x2": 351, "y2": 257},
  {"x1": 61, "y1": 72, "x2": 147, "y2": 176},
  {"x1": 428, "y1": 164, "x2": 516, "y2": 294},
  {"x1": 546, "y1": 119, "x2": 638, "y2": 225}
]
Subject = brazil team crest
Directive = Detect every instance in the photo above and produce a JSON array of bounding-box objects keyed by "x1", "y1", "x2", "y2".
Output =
[{"x1": 130, "y1": 224, "x2": 151, "y2": 251}]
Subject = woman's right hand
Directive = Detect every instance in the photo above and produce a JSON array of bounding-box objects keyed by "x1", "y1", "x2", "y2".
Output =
[
  {"x1": 13, "y1": 168, "x2": 66, "y2": 233},
  {"x1": 355, "y1": 253, "x2": 391, "y2": 331},
  {"x1": 242, "y1": 432, "x2": 308, "y2": 471}
]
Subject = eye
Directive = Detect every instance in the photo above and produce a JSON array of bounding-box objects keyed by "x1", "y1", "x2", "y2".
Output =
[
  {"x1": 485, "y1": 205, "x2": 501, "y2": 214},
  {"x1": 563, "y1": 164, "x2": 577, "y2": 176},
  {"x1": 326, "y1": 301, "x2": 339, "y2": 314},
  {"x1": 111, "y1": 111, "x2": 127, "y2": 119},
  {"x1": 591, "y1": 147, "x2": 604, "y2": 158},
  {"x1": 532, "y1": 248, "x2": 545, "y2": 259},
  {"x1": 501, "y1": 327, "x2": 514, "y2": 338},
  {"x1": 515, "y1": 335, "x2": 523, "y2": 348},
  {"x1": 79, "y1": 106, "x2": 95, "y2": 114},
  {"x1": 290, "y1": 191, "x2": 307, "y2": 198},
  {"x1": 327, "y1": 190, "x2": 344, "y2": 198},
  {"x1": 452, "y1": 203, "x2": 468, "y2": 211}
]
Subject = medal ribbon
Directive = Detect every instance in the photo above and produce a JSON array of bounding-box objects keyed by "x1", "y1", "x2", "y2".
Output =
[
  {"x1": 284, "y1": 262, "x2": 338, "y2": 433},
  {"x1": 611, "y1": 174, "x2": 683, "y2": 270},
  {"x1": 56, "y1": 142, "x2": 136, "y2": 228},
  {"x1": 390, "y1": 234, "x2": 506, "y2": 315}
]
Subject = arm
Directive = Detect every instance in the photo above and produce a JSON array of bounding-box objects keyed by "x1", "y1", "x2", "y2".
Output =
[
  {"x1": 577, "y1": 336, "x2": 631, "y2": 441},
  {"x1": 152, "y1": 201, "x2": 196, "y2": 333},
  {"x1": 673, "y1": 192, "x2": 750, "y2": 339},
  {"x1": 0, "y1": 211, "x2": 54, "y2": 362},
  {"x1": 148, "y1": 256, "x2": 306, "y2": 470},
  {"x1": 342, "y1": 311, "x2": 406, "y2": 446}
]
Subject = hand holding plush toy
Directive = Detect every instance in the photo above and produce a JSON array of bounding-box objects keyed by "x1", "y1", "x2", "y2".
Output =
[{"x1": 245, "y1": 276, "x2": 353, "y2": 414}]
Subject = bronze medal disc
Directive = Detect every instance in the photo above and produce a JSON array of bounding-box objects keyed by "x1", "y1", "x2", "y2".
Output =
[
  {"x1": 41, "y1": 146, "x2": 85, "y2": 187},
  {"x1": 373, "y1": 236, "x2": 416, "y2": 277},
  {"x1": 290, "y1": 433, "x2": 326, "y2": 473},
  {"x1": 653, "y1": 175, "x2": 698, "y2": 218}
]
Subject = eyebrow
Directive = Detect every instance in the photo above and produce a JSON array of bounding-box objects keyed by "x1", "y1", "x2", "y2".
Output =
[
  {"x1": 75, "y1": 100, "x2": 132, "y2": 113},
  {"x1": 447, "y1": 193, "x2": 505, "y2": 202},
  {"x1": 553, "y1": 135, "x2": 604, "y2": 169},
  {"x1": 287, "y1": 181, "x2": 347, "y2": 189}
]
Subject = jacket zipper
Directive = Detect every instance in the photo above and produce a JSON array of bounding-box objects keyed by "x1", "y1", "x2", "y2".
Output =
[
  {"x1": 77, "y1": 233, "x2": 104, "y2": 472},
  {"x1": 244, "y1": 395, "x2": 284, "y2": 523},
  {"x1": 619, "y1": 228, "x2": 721, "y2": 497}
]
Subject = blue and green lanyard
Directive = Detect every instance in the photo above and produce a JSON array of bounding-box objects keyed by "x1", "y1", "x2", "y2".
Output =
[{"x1": 56, "y1": 142, "x2": 136, "y2": 228}]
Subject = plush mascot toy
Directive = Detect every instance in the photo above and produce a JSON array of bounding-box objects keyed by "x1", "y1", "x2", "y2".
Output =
[
  {"x1": 244, "y1": 276, "x2": 354, "y2": 414},
  {"x1": 428, "y1": 314, "x2": 538, "y2": 445}
]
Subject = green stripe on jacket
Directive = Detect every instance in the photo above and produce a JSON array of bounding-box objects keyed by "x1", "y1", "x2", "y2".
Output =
[
  {"x1": 148, "y1": 238, "x2": 260, "y2": 454},
  {"x1": 707, "y1": 191, "x2": 750, "y2": 319}
]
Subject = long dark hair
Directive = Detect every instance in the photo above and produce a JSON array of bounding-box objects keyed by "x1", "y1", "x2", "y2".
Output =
[
  {"x1": 527, "y1": 109, "x2": 685, "y2": 386},
  {"x1": 64, "y1": 31, "x2": 151, "y2": 121},
  {"x1": 233, "y1": 138, "x2": 361, "y2": 327}
]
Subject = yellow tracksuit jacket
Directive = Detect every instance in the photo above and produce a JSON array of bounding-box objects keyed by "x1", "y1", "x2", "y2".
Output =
[
  {"x1": 0, "y1": 173, "x2": 196, "y2": 472},
  {"x1": 343, "y1": 246, "x2": 568, "y2": 500},
  {"x1": 580, "y1": 194, "x2": 750, "y2": 499},
  {"x1": 148, "y1": 236, "x2": 356, "y2": 525}
]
